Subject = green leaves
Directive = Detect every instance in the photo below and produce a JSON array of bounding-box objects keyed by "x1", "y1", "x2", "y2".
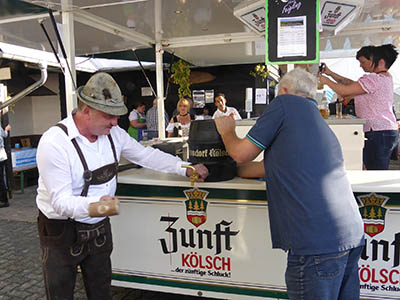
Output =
[
  {"x1": 250, "y1": 64, "x2": 269, "y2": 82},
  {"x1": 171, "y1": 60, "x2": 191, "y2": 98}
]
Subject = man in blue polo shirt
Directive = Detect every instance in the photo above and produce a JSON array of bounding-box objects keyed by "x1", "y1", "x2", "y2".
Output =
[{"x1": 214, "y1": 68, "x2": 364, "y2": 300}]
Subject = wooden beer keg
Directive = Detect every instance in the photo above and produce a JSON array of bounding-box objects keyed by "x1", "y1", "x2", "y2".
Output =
[{"x1": 188, "y1": 119, "x2": 236, "y2": 182}]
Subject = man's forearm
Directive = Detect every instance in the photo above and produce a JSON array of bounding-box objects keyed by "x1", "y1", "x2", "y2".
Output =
[
  {"x1": 237, "y1": 160, "x2": 265, "y2": 178},
  {"x1": 220, "y1": 131, "x2": 247, "y2": 163},
  {"x1": 214, "y1": 116, "x2": 261, "y2": 163}
]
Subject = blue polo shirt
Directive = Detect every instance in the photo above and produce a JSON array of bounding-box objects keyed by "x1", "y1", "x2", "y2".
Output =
[{"x1": 247, "y1": 94, "x2": 364, "y2": 255}]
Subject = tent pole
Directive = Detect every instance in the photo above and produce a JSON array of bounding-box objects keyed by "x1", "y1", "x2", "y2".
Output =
[
  {"x1": 62, "y1": 0, "x2": 77, "y2": 115},
  {"x1": 155, "y1": 0, "x2": 165, "y2": 139}
]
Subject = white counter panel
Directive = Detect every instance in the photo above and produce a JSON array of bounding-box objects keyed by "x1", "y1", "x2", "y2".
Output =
[{"x1": 114, "y1": 169, "x2": 400, "y2": 299}]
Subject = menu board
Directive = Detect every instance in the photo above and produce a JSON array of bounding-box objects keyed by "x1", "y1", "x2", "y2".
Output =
[
  {"x1": 192, "y1": 90, "x2": 206, "y2": 108},
  {"x1": 266, "y1": 0, "x2": 319, "y2": 65}
]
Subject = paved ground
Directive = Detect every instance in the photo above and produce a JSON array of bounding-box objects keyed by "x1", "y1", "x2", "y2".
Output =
[{"x1": 0, "y1": 185, "x2": 215, "y2": 300}]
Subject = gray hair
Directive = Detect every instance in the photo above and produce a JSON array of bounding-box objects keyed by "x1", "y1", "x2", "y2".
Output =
[{"x1": 278, "y1": 68, "x2": 317, "y2": 99}]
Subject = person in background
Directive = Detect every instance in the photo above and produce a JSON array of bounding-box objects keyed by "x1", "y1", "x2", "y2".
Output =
[
  {"x1": 172, "y1": 96, "x2": 196, "y2": 116},
  {"x1": 197, "y1": 105, "x2": 213, "y2": 120},
  {"x1": 0, "y1": 123, "x2": 10, "y2": 208},
  {"x1": 319, "y1": 44, "x2": 399, "y2": 170},
  {"x1": 128, "y1": 102, "x2": 146, "y2": 140},
  {"x1": 167, "y1": 98, "x2": 196, "y2": 137},
  {"x1": 36, "y1": 72, "x2": 208, "y2": 300},
  {"x1": 146, "y1": 98, "x2": 169, "y2": 140},
  {"x1": 214, "y1": 68, "x2": 364, "y2": 300},
  {"x1": 212, "y1": 93, "x2": 241, "y2": 120}
]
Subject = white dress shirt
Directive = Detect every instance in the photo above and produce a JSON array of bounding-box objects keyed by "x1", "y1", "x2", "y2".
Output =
[
  {"x1": 36, "y1": 114, "x2": 187, "y2": 224},
  {"x1": 212, "y1": 106, "x2": 242, "y2": 120}
]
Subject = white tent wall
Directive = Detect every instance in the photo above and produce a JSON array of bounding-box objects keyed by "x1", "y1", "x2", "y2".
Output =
[
  {"x1": 7, "y1": 73, "x2": 61, "y2": 136},
  {"x1": 8, "y1": 96, "x2": 34, "y2": 136},
  {"x1": 32, "y1": 94, "x2": 61, "y2": 134}
]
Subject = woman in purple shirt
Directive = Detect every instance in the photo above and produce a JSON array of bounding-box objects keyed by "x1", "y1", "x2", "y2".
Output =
[{"x1": 319, "y1": 44, "x2": 399, "y2": 170}]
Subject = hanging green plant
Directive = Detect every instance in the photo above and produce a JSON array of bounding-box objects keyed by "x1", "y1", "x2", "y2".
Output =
[
  {"x1": 171, "y1": 59, "x2": 191, "y2": 99},
  {"x1": 250, "y1": 64, "x2": 269, "y2": 82}
]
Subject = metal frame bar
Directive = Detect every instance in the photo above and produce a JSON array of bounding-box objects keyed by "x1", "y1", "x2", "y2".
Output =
[
  {"x1": 334, "y1": 20, "x2": 400, "y2": 36},
  {"x1": 133, "y1": 50, "x2": 157, "y2": 97},
  {"x1": 0, "y1": 12, "x2": 60, "y2": 25},
  {"x1": 162, "y1": 32, "x2": 262, "y2": 49},
  {"x1": 80, "y1": 0, "x2": 148, "y2": 10}
]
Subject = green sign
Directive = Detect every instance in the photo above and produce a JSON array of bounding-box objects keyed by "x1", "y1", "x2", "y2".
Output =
[{"x1": 265, "y1": 0, "x2": 320, "y2": 65}]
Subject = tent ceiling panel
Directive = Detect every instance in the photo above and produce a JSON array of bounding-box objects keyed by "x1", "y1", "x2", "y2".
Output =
[
  {"x1": 0, "y1": 0, "x2": 47, "y2": 18},
  {"x1": 0, "y1": 0, "x2": 400, "y2": 66},
  {"x1": 72, "y1": 21, "x2": 147, "y2": 55},
  {"x1": 0, "y1": 10, "x2": 148, "y2": 56},
  {"x1": 75, "y1": 23, "x2": 143, "y2": 55},
  {"x1": 0, "y1": 17, "x2": 57, "y2": 51},
  {"x1": 20, "y1": 0, "x2": 245, "y2": 39},
  {"x1": 156, "y1": 0, "x2": 246, "y2": 38}
]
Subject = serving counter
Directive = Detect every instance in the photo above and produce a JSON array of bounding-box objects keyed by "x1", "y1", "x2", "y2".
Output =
[
  {"x1": 111, "y1": 168, "x2": 400, "y2": 300},
  {"x1": 236, "y1": 116, "x2": 365, "y2": 169}
]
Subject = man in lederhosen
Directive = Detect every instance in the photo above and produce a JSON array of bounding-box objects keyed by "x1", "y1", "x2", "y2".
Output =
[{"x1": 36, "y1": 72, "x2": 208, "y2": 300}]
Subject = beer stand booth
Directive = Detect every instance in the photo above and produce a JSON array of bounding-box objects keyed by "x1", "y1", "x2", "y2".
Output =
[{"x1": 1, "y1": 0, "x2": 400, "y2": 299}]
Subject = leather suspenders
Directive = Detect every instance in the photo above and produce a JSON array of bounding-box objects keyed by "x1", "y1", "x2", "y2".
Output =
[{"x1": 55, "y1": 123, "x2": 118, "y2": 196}]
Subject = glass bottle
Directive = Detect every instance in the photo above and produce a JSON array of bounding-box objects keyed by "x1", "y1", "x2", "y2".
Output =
[
  {"x1": 178, "y1": 125, "x2": 183, "y2": 137},
  {"x1": 321, "y1": 91, "x2": 329, "y2": 119}
]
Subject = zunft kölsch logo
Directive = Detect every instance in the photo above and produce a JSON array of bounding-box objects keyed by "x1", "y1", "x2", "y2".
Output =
[
  {"x1": 159, "y1": 188, "x2": 239, "y2": 279},
  {"x1": 323, "y1": 5, "x2": 343, "y2": 26},
  {"x1": 358, "y1": 193, "x2": 388, "y2": 237},
  {"x1": 184, "y1": 188, "x2": 208, "y2": 227},
  {"x1": 356, "y1": 193, "x2": 400, "y2": 294}
]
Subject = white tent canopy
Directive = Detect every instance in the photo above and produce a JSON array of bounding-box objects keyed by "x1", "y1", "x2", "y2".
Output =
[
  {"x1": 1, "y1": 0, "x2": 399, "y2": 65},
  {"x1": 0, "y1": 42, "x2": 155, "y2": 73}
]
